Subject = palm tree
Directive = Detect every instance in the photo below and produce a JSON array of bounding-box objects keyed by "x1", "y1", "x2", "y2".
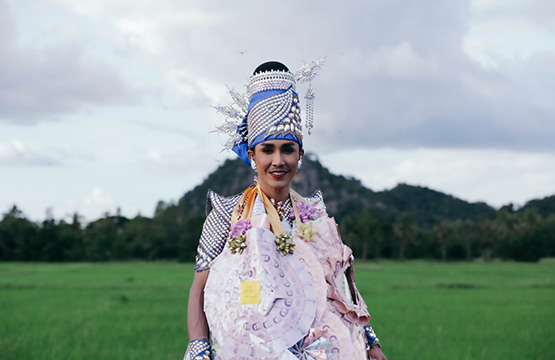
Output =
[{"x1": 394, "y1": 214, "x2": 418, "y2": 260}]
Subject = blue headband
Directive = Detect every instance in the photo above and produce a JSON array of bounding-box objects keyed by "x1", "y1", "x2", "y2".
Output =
[{"x1": 232, "y1": 85, "x2": 303, "y2": 166}]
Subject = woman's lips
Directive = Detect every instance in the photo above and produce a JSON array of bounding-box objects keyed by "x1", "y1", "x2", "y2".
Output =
[{"x1": 269, "y1": 170, "x2": 287, "y2": 179}]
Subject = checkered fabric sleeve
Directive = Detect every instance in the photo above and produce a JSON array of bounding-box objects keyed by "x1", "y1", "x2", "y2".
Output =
[
  {"x1": 301, "y1": 188, "x2": 327, "y2": 218},
  {"x1": 194, "y1": 190, "x2": 242, "y2": 272},
  {"x1": 306, "y1": 189, "x2": 325, "y2": 210},
  {"x1": 183, "y1": 339, "x2": 211, "y2": 360}
]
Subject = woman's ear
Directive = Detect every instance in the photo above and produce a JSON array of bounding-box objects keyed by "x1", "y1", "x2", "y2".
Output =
[
  {"x1": 300, "y1": 148, "x2": 305, "y2": 159},
  {"x1": 247, "y1": 149, "x2": 254, "y2": 160}
]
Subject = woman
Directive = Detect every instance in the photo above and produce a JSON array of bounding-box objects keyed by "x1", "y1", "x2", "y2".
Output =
[{"x1": 186, "y1": 61, "x2": 387, "y2": 360}]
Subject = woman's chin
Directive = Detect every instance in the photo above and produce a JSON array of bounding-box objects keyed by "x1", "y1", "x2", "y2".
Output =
[{"x1": 259, "y1": 177, "x2": 293, "y2": 194}]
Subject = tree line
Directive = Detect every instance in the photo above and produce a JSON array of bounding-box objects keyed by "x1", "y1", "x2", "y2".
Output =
[
  {"x1": 340, "y1": 205, "x2": 555, "y2": 262},
  {"x1": 0, "y1": 204, "x2": 203, "y2": 262},
  {"x1": 1, "y1": 202, "x2": 553, "y2": 263}
]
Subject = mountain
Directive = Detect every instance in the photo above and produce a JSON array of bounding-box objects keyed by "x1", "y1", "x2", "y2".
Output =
[
  {"x1": 519, "y1": 195, "x2": 555, "y2": 218},
  {"x1": 374, "y1": 184, "x2": 495, "y2": 226},
  {"x1": 177, "y1": 154, "x2": 496, "y2": 226},
  {"x1": 3, "y1": 154, "x2": 551, "y2": 263}
]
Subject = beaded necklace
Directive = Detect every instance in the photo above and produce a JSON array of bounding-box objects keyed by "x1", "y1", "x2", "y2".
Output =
[
  {"x1": 229, "y1": 184, "x2": 299, "y2": 255},
  {"x1": 235, "y1": 188, "x2": 292, "y2": 223}
]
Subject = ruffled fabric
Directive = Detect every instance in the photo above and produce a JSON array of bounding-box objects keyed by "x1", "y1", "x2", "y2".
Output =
[
  {"x1": 290, "y1": 217, "x2": 369, "y2": 360},
  {"x1": 303, "y1": 217, "x2": 370, "y2": 325}
]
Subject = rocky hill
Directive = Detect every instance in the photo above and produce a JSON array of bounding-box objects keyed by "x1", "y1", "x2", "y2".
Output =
[
  {"x1": 177, "y1": 154, "x2": 497, "y2": 226},
  {"x1": 519, "y1": 195, "x2": 555, "y2": 218}
]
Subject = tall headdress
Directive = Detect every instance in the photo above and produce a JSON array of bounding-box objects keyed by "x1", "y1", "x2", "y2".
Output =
[{"x1": 214, "y1": 59, "x2": 325, "y2": 166}]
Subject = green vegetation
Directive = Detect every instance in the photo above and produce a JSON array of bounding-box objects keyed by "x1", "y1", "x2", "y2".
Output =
[
  {"x1": 354, "y1": 260, "x2": 555, "y2": 359},
  {"x1": 0, "y1": 262, "x2": 191, "y2": 360},
  {"x1": 1, "y1": 156, "x2": 554, "y2": 262},
  {"x1": 1, "y1": 261, "x2": 554, "y2": 360}
]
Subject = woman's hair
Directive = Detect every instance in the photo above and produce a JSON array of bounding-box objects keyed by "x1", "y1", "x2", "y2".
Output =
[{"x1": 252, "y1": 61, "x2": 289, "y2": 75}]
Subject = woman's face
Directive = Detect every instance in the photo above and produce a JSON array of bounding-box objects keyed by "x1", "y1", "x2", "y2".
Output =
[{"x1": 248, "y1": 139, "x2": 303, "y2": 195}]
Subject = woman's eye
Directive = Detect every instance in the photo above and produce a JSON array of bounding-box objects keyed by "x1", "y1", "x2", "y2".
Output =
[{"x1": 263, "y1": 148, "x2": 272, "y2": 154}]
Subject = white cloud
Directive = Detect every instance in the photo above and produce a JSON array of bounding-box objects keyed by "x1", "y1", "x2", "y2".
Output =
[
  {"x1": 143, "y1": 149, "x2": 191, "y2": 175},
  {"x1": 166, "y1": 69, "x2": 212, "y2": 106},
  {"x1": 78, "y1": 187, "x2": 122, "y2": 220},
  {"x1": 83, "y1": 187, "x2": 114, "y2": 207},
  {"x1": 465, "y1": 0, "x2": 555, "y2": 67},
  {"x1": 320, "y1": 148, "x2": 555, "y2": 208},
  {"x1": 142, "y1": 147, "x2": 223, "y2": 176},
  {"x1": 115, "y1": 17, "x2": 161, "y2": 53},
  {"x1": 134, "y1": 119, "x2": 192, "y2": 136},
  {"x1": 2, "y1": 0, "x2": 554, "y2": 222},
  {"x1": 0, "y1": 139, "x2": 60, "y2": 166},
  {"x1": 368, "y1": 42, "x2": 441, "y2": 79},
  {"x1": 0, "y1": 1, "x2": 139, "y2": 125}
]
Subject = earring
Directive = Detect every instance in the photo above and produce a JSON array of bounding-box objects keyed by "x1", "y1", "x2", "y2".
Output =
[
  {"x1": 250, "y1": 157, "x2": 257, "y2": 171},
  {"x1": 297, "y1": 156, "x2": 303, "y2": 170}
]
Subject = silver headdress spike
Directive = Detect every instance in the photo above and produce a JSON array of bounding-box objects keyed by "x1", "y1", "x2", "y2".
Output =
[
  {"x1": 212, "y1": 86, "x2": 249, "y2": 150},
  {"x1": 294, "y1": 58, "x2": 325, "y2": 135}
]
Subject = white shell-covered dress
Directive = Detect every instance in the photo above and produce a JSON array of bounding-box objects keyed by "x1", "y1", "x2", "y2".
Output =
[{"x1": 196, "y1": 189, "x2": 373, "y2": 360}]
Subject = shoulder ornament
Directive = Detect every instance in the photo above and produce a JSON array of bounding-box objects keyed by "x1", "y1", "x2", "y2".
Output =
[{"x1": 206, "y1": 189, "x2": 243, "y2": 221}]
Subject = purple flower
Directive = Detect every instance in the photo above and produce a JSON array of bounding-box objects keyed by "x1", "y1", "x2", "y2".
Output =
[
  {"x1": 289, "y1": 202, "x2": 318, "y2": 223},
  {"x1": 229, "y1": 219, "x2": 252, "y2": 238}
]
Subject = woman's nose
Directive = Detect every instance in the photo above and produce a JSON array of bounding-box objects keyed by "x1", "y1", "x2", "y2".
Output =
[{"x1": 272, "y1": 152, "x2": 284, "y2": 166}]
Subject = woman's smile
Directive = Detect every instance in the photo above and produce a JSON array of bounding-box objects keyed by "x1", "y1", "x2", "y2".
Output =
[
  {"x1": 247, "y1": 139, "x2": 303, "y2": 201},
  {"x1": 268, "y1": 169, "x2": 288, "y2": 179}
]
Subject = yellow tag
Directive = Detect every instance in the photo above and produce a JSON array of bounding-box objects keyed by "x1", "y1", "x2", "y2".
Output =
[{"x1": 240, "y1": 280, "x2": 261, "y2": 304}]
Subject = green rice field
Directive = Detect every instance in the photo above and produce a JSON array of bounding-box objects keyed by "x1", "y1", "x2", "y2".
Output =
[{"x1": 1, "y1": 261, "x2": 553, "y2": 360}]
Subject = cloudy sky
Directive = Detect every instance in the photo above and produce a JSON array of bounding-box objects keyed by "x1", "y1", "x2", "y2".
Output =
[{"x1": 1, "y1": 0, "x2": 554, "y2": 222}]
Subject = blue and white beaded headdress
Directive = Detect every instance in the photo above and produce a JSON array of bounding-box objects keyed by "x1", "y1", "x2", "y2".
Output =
[{"x1": 214, "y1": 59, "x2": 324, "y2": 166}]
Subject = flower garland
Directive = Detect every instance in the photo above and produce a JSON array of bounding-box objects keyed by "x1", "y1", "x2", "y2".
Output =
[
  {"x1": 290, "y1": 199, "x2": 322, "y2": 243},
  {"x1": 227, "y1": 219, "x2": 252, "y2": 254},
  {"x1": 228, "y1": 186, "x2": 324, "y2": 256},
  {"x1": 289, "y1": 201, "x2": 320, "y2": 223}
]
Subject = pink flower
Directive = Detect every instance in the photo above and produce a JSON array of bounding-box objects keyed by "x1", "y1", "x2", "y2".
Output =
[
  {"x1": 289, "y1": 201, "x2": 318, "y2": 223},
  {"x1": 229, "y1": 219, "x2": 252, "y2": 238}
]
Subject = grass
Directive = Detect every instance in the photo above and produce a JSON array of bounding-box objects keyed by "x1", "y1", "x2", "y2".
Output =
[
  {"x1": 0, "y1": 262, "x2": 191, "y2": 360},
  {"x1": 1, "y1": 261, "x2": 553, "y2": 359},
  {"x1": 353, "y1": 260, "x2": 555, "y2": 359}
]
